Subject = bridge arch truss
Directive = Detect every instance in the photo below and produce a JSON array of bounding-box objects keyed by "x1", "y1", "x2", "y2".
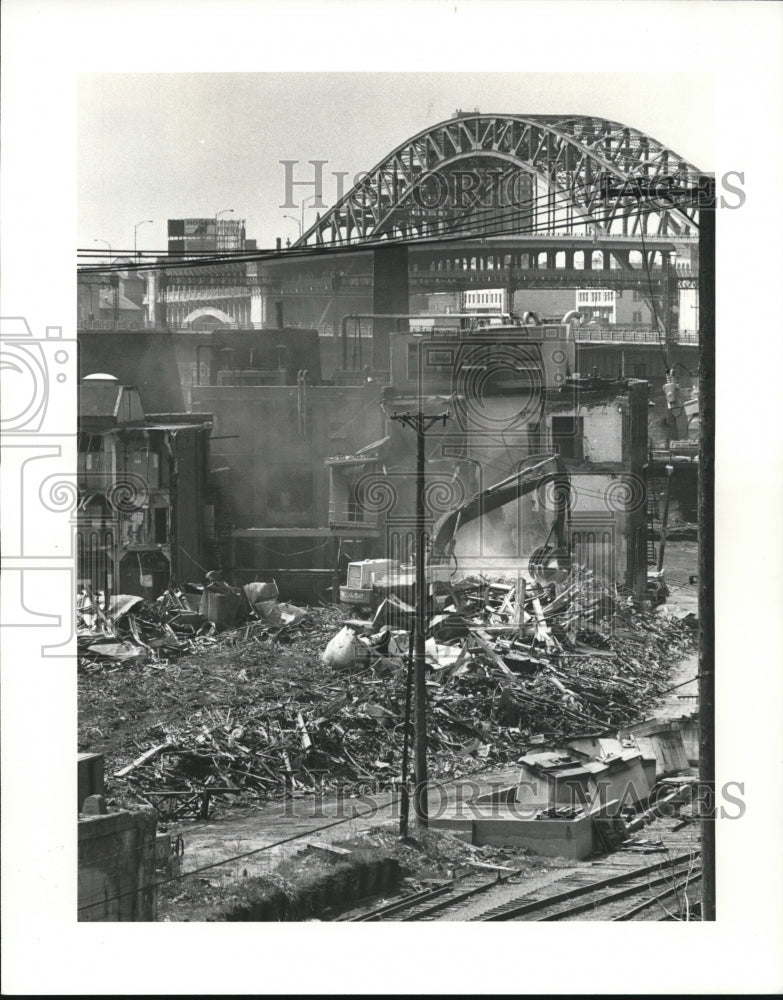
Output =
[{"x1": 296, "y1": 115, "x2": 701, "y2": 248}]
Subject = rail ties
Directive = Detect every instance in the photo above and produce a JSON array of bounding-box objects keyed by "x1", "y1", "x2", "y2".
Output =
[
  {"x1": 345, "y1": 868, "x2": 523, "y2": 922},
  {"x1": 340, "y1": 850, "x2": 701, "y2": 922},
  {"x1": 475, "y1": 851, "x2": 700, "y2": 922},
  {"x1": 348, "y1": 881, "x2": 455, "y2": 922},
  {"x1": 611, "y1": 871, "x2": 703, "y2": 921}
]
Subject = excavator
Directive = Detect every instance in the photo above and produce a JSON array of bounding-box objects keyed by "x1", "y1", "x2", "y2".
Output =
[{"x1": 339, "y1": 454, "x2": 572, "y2": 606}]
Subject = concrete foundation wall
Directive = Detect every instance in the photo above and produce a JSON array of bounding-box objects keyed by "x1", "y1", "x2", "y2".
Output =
[
  {"x1": 517, "y1": 755, "x2": 652, "y2": 812},
  {"x1": 599, "y1": 757, "x2": 652, "y2": 806},
  {"x1": 78, "y1": 808, "x2": 158, "y2": 921},
  {"x1": 473, "y1": 815, "x2": 595, "y2": 859},
  {"x1": 677, "y1": 716, "x2": 700, "y2": 765},
  {"x1": 429, "y1": 811, "x2": 595, "y2": 860},
  {"x1": 77, "y1": 753, "x2": 105, "y2": 812},
  {"x1": 621, "y1": 721, "x2": 690, "y2": 777}
]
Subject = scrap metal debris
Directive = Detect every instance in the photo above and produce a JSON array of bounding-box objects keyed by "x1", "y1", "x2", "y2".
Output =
[{"x1": 78, "y1": 568, "x2": 695, "y2": 820}]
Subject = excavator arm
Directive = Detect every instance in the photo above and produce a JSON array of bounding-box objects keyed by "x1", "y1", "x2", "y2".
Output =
[{"x1": 430, "y1": 454, "x2": 569, "y2": 562}]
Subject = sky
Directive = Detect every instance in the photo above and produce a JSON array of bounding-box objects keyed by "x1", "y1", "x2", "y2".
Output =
[{"x1": 78, "y1": 71, "x2": 714, "y2": 255}]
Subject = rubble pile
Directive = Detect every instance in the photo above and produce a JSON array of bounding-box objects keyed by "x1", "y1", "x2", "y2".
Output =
[
  {"x1": 78, "y1": 589, "x2": 217, "y2": 666},
  {"x1": 78, "y1": 570, "x2": 696, "y2": 820}
]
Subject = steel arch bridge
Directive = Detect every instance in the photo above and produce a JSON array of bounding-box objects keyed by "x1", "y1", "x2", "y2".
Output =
[{"x1": 295, "y1": 114, "x2": 701, "y2": 248}]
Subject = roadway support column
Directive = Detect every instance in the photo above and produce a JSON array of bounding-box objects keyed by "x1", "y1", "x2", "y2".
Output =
[
  {"x1": 247, "y1": 261, "x2": 279, "y2": 329},
  {"x1": 372, "y1": 246, "x2": 409, "y2": 371}
]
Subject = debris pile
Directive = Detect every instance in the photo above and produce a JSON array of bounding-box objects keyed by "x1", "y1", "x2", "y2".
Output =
[
  {"x1": 78, "y1": 569, "x2": 696, "y2": 820},
  {"x1": 78, "y1": 578, "x2": 308, "y2": 670},
  {"x1": 78, "y1": 588, "x2": 217, "y2": 666}
]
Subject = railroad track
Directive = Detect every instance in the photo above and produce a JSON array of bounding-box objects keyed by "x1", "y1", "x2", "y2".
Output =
[
  {"x1": 340, "y1": 849, "x2": 701, "y2": 922},
  {"x1": 342, "y1": 867, "x2": 526, "y2": 922},
  {"x1": 475, "y1": 851, "x2": 701, "y2": 922}
]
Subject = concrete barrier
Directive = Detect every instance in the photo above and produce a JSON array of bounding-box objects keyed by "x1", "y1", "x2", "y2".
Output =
[
  {"x1": 473, "y1": 814, "x2": 595, "y2": 859},
  {"x1": 428, "y1": 808, "x2": 596, "y2": 860},
  {"x1": 78, "y1": 808, "x2": 158, "y2": 921},
  {"x1": 676, "y1": 715, "x2": 700, "y2": 765},
  {"x1": 77, "y1": 753, "x2": 105, "y2": 812},
  {"x1": 620, "y1": 720, "x2": 690, "y2": 777}
]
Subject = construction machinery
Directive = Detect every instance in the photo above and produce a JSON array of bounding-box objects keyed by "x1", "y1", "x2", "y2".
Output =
[{"x1": 339, "y1": 455, "x2": 570, "y2": 607}]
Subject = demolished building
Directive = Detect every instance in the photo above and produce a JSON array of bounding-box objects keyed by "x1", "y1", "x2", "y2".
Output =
[
  {"x1": 328, "y1": 322, "x2": 651, "y2": 600},
  {"x1": 77, "y1": 376, "x2": 213, "y2": 599},
  {"x1": 190, "y1": 328, "x2": 384, "y2": 602},
  {"x1": 78, "y1": 313, "x2": 653, "y2": 604}
]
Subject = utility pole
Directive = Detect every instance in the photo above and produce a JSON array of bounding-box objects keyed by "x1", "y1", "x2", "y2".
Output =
[
  {"x1": 697, "y1": 174, "x2": 716, "y2": 922},
  {"x1": 598, "y1": 173, "x2": 716, "y2": 919},
  {"x1": 390, "y1": 407, "x2": 450, "y2": 829}
]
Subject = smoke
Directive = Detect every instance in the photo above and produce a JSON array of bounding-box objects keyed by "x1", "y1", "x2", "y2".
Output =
[{"x1": 449, "y1": 498, "x2": 553, "y2": 581}]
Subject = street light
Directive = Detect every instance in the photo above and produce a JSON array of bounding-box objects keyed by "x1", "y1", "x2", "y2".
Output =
[
  {"x1": 283, "y1": 214, "x2": 301, "y2": 238},
  {"x1": 134, "y1": 219, "x2": 153, "y2": 258},
  {"x1": 215, "y1": 209, "x2": 234, "y2": 251},
  {"x1": 299, "y1": 194, "x2": 318, "y2": 238},
  {"x1": 284, "y1": 196, "x2": 318, "y2": 245},
  {"x1": 94, "y1": 240, "x2": 119, "y2": 325}
]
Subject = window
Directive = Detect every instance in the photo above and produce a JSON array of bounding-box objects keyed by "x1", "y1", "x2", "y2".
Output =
[
  {"x1": 552, "y1": 416, "x2": 584, "y2": 461},
  {"x1": 266, "y1": 470, "x2": 314, "y2": 522},
  {"x1": 407, "y1": 342, "x2": 420, "y2": 380},
  {"x1": 427, "y1": 349, "x2": 453, "y2": 367},
  {"x1": 153, "y1": 507, "x2": 169, "y2": 544},
  {"x1": 632, "y1": 311, "x2": 643, "y2": 325},
  {"x1": 633, "y1": 289, "x2": 642, "y2": 302},
  {"x1": 77, "y1": 432, "x2": 103, "y2": 472}
]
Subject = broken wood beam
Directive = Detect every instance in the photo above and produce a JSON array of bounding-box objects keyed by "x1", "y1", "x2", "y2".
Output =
[{"x1": 114, "y1": 743, "x2": 174, "y2": 778}]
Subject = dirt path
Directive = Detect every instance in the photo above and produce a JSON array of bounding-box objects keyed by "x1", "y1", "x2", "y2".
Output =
[{"x1": 163, "y1": 764, "x2": 522, "y2": 886}]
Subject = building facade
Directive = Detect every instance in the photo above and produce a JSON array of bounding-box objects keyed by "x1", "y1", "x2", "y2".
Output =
[
  {"x1": 77, "y1": 378, "x2": 213, "y2": 600},
  {"x1": 167, "y1": 217, "x2": 254, "y2": 255}
]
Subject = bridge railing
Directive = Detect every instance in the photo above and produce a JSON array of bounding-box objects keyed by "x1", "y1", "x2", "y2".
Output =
[
  {"x1": 78, "y1": 318, "x2": 156, "y2": 330},
  {"x1": 573, "y1": 326, "x2": 698, "y2": 344}
]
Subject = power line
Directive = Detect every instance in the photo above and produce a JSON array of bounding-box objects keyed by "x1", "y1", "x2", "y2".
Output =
[
  {"x1": 77, "y1": 181, "x2": 694, "y2": 272},
  {"x1": 77, "y1": 204, "x2": 681, "y2": 280},
  {"x1": 76, "y1": 758, "x2": 513, "y2": 913}
]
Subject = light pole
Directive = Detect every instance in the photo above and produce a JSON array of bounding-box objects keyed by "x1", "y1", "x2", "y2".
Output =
[
  {"x1": 284, "y1": 197, "x2": 318, "y2": 245},
  {"x1": 300, "y1": 194, "x2": 318, "y2": 238},
  {"x1": 215, "y1": 208, "x2": 234, "y2": 251},
  {"x1": 283, "y1": 214, "x2": 302, "y2": 239},
  {"x1": 94, "y1": 240, "x2": 119, "y2": 325},
  {"x1": 134, "y1": 219, "x2": 153, "y2": 259}
]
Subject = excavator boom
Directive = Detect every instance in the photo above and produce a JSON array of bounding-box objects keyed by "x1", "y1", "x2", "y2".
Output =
[{"x1": 430, "y1": 454, "x2": 568, "y2": 561}]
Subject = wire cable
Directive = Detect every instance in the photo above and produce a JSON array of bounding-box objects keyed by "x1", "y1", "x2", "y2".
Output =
[
  {"x1": 76, "y1": 756, "x2": 523, "y2": 913},
  {"x1": 77, "y1": 200, "x2": 691, "y2": 274}
]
